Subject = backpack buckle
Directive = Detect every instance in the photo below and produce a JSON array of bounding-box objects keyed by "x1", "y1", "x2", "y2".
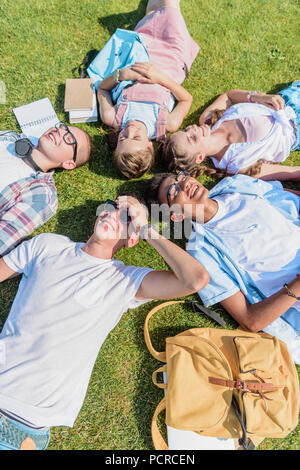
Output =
[{"x1": 236, "y1": 380, "x2": 247, "y2": 391}]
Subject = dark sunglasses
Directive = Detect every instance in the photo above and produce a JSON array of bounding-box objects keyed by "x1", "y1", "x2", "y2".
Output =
[
  {"x1": 55, "y1": 122, "x2": 78, "y2": 163},
  {"x1": 103, "y1": 199, "x2": 131, "y2": 224}
]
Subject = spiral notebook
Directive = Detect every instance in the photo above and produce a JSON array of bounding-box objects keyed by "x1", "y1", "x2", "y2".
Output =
[{"x1": 13, "y1": 98, "x2": 59, "y2": 139}]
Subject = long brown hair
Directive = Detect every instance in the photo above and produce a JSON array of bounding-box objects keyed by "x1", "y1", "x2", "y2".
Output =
[{"x1": 159, "y1": 109, "x2": 270, "y2": 179}]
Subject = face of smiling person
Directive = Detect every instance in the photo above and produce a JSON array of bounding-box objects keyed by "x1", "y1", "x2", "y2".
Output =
[
  {"x1": 116, "y1": 121, "x2": 153, "y2": 156},
  {"x1": 94, "y1": 205, "x2": 129, "y2": 242},
  {"x1": 37, "y1": 125, "x2": 88, "y2": 168},
  {"x1": 158, "y1": 173, "x2": 210, "y2": 220},
  {"x1": 170, "y1": 124, "x2": 211, "y2": 163}
]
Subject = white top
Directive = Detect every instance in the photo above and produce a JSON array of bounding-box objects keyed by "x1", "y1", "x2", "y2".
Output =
[
  {"x1": 211, "y1": 103, "x2": 296, "y2": 174},
  {"x1": 239, "y1": 114, "x2": 274, "y2": 142},
  {"x1": 0, "y1": 234, "x2": 152, "y2": 428},
  {"x1": 118, "y1": 95, "x2": 175, "y2": 139},
  {"x1": 205, "y1": 192, "x2": 300, "y2": 311},
  {"x1": 0, "y1": 138, "x2": 35, "y2": 191}
]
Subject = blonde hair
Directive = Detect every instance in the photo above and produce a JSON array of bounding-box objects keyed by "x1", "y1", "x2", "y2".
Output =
[
  {"x1": 113, "y1": 146, "x2": 155, "y2": 179},
  {"x1": 108, "y1": 129, "x2": 154, "y2": 179},
  {"x1": 160, "y1": 109, "x2": 273, "y2": 179}
]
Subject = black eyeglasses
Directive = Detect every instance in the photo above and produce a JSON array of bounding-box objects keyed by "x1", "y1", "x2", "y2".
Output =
[
  {"x1": 55, "y1": 122, "x2": 77, "y2": 163},
  {"x1": 166, "y1": 170, "x2": 190, "y2": 205},
  {"x1": 103, "y1": 199, "x2": 131, "y2": 224}
]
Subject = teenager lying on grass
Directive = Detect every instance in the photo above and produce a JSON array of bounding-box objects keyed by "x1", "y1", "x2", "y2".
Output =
[
  {"x1": 96, "y1": 0, "x2": 199, "y2": 179},
  {"x1": 0, "y1": 193, "x2": 208, "y2": 450},
  {"x1": 145, "y1": 172, "x2": 300, "y2": 364},
  {"x1": 160, "y1": 81, "x2": 300, "y2": 181},
  {"x1": 0, "y1": 123, "x2": 91, "y2": 257}
]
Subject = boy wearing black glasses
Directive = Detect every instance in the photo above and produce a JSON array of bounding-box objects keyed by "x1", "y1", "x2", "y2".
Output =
[
  {"x1": 145, "y1": 172, "x2": 300, "y2": 364},
  {"x1": 0, "y1": 122, "x2": 91, "y2": 256}
]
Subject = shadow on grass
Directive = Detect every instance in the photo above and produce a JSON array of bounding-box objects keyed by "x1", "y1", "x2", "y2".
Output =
[
  {"x1": 55, "y1": 83, "x2": 67, "y2": 116},
  {"x1": 90, "y1": 133, "x2": 122, "y2": 179},
  {"x1": 55, "y1": 200, "x2": 100, "y2": 242},
  {"x1": 98, "y1": 0, "x2": 148, "y2": 36},
  {"x1": 129, "y1": 301, "x2": 183, "y2": 449},
  {"x1": 0, "y1": 278, "x2": 20, "y2": 331},
  {"x1": 267, "y1": 82, "x2": 292, "y2": 95}
]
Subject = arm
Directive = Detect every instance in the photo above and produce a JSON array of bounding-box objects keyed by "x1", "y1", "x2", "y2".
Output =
[
  {"x1": 220, "y1": 276, "x2": 300, "y2": 332},
  {"x1": 0, "y1": 258, "x2": 19, "y2": 282},
  {"x1": 199, "y1": 89, "x2": 285, "y2": 125},
  {"x1": 97, "y1": 88, "x2": 116, "y2": 127},
  {"x1": 97, "y1": 67, "x2": 142, "y2": 92},
  {"x1": 117, "y1": 195, "x2": 209, "y2": 300},
  {"x1": 130, "y1": 62, "x2": 193, "y2": 132},
  {"x1": 250, "y1": 163, "x2": 300, "y2": 182},
  {"x1": 136, "y1": 226, "x2": 209, "y2": 300},
  {"x1": 97, "y1": 67, "x2": 144, "y2": 127},
  {"x1": 285, "y1": 188, "x2": 300, "y2": 197}
]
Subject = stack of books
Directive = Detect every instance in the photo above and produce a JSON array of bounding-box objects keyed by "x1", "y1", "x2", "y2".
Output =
[{"x1": 64, "y1": 78, "x2": 98, "y2": 124}]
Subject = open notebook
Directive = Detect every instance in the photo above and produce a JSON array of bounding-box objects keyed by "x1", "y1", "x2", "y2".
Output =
[{"x1": 13, "y1": 98, "x2": 58, "y2": 139}]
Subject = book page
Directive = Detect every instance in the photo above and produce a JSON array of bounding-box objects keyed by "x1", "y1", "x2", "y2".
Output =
[{"x1": 13, "y1": 98, "x2": 59, "y2": 139}]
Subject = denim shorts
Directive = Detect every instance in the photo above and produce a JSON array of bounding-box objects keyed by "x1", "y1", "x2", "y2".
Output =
[
  {"x1": 0, "y1": 414, "x2": 50, "y2": 450},
  {"x1": 278, "y1": 80, "x2": 300, "y2": 150}
]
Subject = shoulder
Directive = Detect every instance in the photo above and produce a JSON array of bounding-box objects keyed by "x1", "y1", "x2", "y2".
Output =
[
  {"x1": 29, "y1": 233, "x2": 73, "y2": 254},
  {"x1": 33, "y1": 232, "x2": 72, "y2": 243},
  {"x1": 5, "y1": 233, "x2": 73, "y2": 266}
]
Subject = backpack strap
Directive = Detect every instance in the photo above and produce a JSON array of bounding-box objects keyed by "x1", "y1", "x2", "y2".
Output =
[
  {"x1": 156, "y1": 107, "x2": 168, "y2": 141},
  {"x1": 144, "y1": 300, "x2": 226, "y2": 360},
  {"x1": 209, "y1": 377, "x2": 274, "y2": 393},
  {"x1": 144, "y1": 300, "x2": 186, "y2": 362},
  {"x1": 151, "y1": 397, "x2": 169, "y2": 451},
  {"x1": 152, "y1": 366, "x2": 168, "y2": 389},
  {"x1": 112, "y1": 102, "x2": 127, "y2": 129}
]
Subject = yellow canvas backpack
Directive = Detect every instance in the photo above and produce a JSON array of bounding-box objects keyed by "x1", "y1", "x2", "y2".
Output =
[{"x1": 144, "y1": 301, "x2": 300, "y2": 450}]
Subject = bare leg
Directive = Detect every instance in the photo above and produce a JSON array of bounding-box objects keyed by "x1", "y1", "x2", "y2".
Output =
[{"x1": 146, "y1": 0, "x2": 180, "y2": 15}]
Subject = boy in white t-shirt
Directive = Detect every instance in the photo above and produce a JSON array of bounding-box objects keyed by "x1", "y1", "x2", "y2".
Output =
[
  {"x1": 0, "y1": 193, "x2": 209, "y2": 450},
  {"x1": 0, "y1": 123, "x2": 91, "y2": 257}
]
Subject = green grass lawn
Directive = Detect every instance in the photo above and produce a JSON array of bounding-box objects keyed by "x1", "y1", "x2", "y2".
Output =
[{"x1": 0, "y1": 0, "x2": 299, "y2": 450}]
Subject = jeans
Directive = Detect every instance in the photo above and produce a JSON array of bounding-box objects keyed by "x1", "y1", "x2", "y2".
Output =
[{"x1": 279, "y1": 80, "x2": 300, "y2": 150}]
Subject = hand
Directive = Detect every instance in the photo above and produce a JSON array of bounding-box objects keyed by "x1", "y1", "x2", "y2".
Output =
[
  {"x1": 130, "y1": 62, "x2": 165, "y2": 85},
  {"x1": 118, "y1": 67, "x2": 143, "y2": 82},
  {"x1": 253, "y1": 93, "x2": 285, "y2": 111},
  {"x1": 116, "y1": 195, "x2": 149, "y2": 235},
  {"x1": 199, "y1": 110, "x2": 213, "y2": 126}
]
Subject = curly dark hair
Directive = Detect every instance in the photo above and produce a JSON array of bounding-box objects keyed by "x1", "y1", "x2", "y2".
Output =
[{"x1": 144, "y1": 172, "x2": 171, "y2": 210}]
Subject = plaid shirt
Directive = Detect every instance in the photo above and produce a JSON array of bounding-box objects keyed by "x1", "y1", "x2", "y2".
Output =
[{"x1": 0, "y1": 132, "x2": 58, "y2": 256}]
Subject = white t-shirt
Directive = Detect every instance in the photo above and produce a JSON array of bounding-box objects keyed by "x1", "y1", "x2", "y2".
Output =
[
  {"x1": 0, "y1": 138, "x2": 35, "y2": 192},
  {"x1": 0, "y1": 234, "x2": 152, "y2": 428},
  {"x1": 210, "y1": 103, "x2": 296, "y2": 174},
  {"x1": 205, "y1": 192, "x2": 300, "y2": 311}
]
